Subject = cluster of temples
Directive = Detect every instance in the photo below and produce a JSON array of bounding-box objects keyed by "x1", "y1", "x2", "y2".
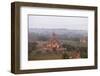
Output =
[{"x1": 35, "y1": 32, "x2": 84, "y2": 59}]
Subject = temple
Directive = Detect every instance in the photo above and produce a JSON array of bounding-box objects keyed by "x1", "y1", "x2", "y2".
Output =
[{"x1": 38, "y1": 32, "x2": 65, "y2": 53}]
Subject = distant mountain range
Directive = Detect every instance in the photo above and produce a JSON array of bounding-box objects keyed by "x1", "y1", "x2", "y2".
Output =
[{"x1": 28, "y1": 28, "x2": 88, "y2": 42}]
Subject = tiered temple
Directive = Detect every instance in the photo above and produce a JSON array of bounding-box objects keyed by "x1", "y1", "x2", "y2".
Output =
[{"x1": 41, "y1": 32, "x2": 65, "y2": 53}]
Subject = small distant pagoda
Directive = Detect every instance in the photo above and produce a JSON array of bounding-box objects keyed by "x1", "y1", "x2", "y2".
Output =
[
  {"x1": 42, "y1": 32, "x2": 65, "y2": 53},
  {"x1": 80, "y1": 36, "x2": 87, "y2": 44}
]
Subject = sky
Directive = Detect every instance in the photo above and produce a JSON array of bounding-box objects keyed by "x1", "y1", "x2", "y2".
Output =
[{"x1": 28, "y1": 15, "x2": 88, "y2": 31}]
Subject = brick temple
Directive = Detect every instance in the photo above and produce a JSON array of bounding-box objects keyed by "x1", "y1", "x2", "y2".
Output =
[{"x1": 40, "y1": 32, "x2": 66, "y2": 53}]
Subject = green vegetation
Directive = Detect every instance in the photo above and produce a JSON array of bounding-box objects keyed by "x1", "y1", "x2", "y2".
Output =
[{"x1": 28, "y1": 39, "x2": 88, "y2": 60}]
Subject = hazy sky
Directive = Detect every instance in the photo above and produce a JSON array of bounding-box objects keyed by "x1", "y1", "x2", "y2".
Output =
[{"x1": 28, "y1": 15, "x2": 88, "y2": 30}]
